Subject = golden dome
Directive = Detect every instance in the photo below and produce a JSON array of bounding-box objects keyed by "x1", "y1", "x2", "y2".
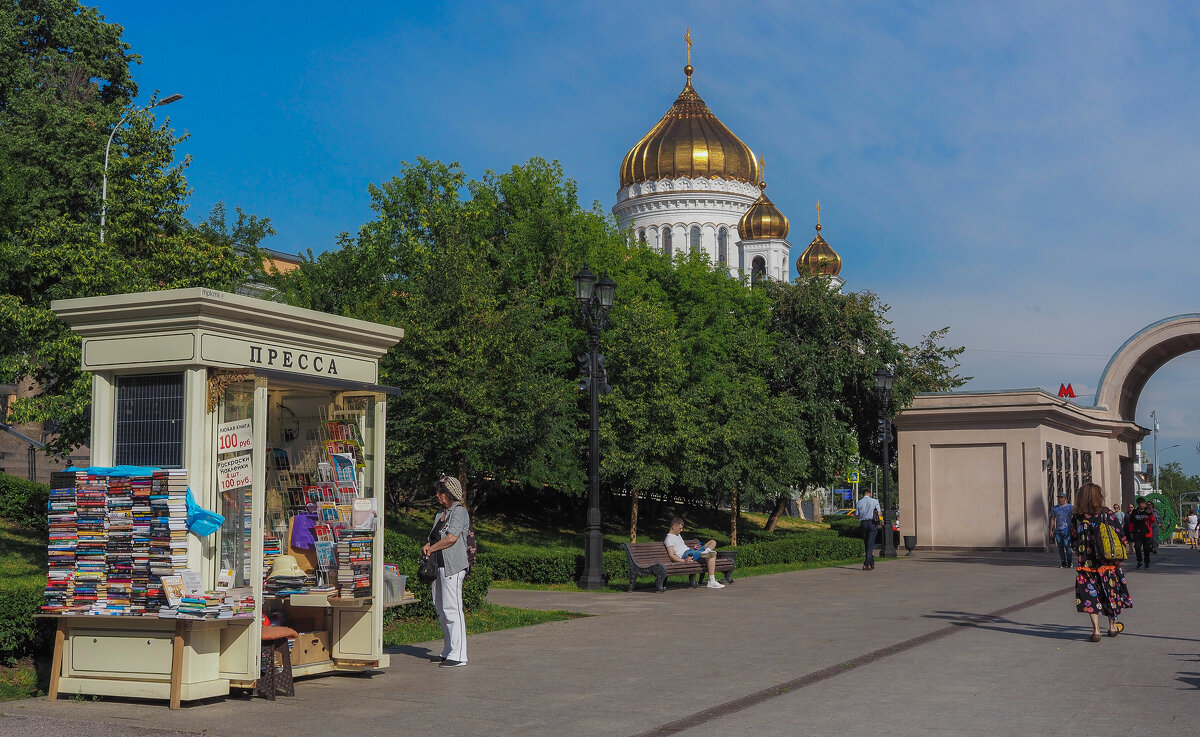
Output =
[
  {"x1": 797, "y1": 223, "x2": 842, "y2": 277},
  {"x1": 619, "y1": 66, "x2": 760, "y2": 189},
  {"x1": 737, "y1": 181, "x2": 790, "y2": 240}
]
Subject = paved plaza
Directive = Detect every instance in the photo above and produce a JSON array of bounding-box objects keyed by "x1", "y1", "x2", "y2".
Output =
[{"x1": 4, "y1": 549, "x2": 1199, "y2": 737}]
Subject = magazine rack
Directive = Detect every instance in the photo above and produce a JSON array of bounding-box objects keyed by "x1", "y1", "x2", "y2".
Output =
[{"x1": 47, "y1": 288, "x2": 405, "y2": 707}]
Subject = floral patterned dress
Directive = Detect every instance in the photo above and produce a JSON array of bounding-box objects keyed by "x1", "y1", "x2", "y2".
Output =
[{"x1": 1070, "y1": 512, "x2": 1132, "y2": 617}]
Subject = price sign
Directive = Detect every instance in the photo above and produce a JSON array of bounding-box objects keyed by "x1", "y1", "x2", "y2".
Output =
[
  {"x1": 216, "y1": 418, "x2": 253, "y2": 455},
  {"x1": 216, "y1": 454, "x2": 253, "y2": 491}
]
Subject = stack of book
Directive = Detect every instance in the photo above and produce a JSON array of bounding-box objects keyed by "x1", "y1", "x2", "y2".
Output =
[
  {"x1": 105, "y1": 477, "x2": 135, "y2": 614},
  {"x1": 335, "y1": 532, "x2": 373, "y2": 599},
  {"x1": 262, "y1": 535, "x2": 282, "y2": 585},
  {"x1": 220, "y1": 588, "x2": 256, "y2": 619},
  {"x1": 74, "y1": 473, "x2": 109, "y2": 611},
  {"x1": 130, "y1": 472, "x2": 153, "y2": 609},
  {"x1": 42, "y1": 472, "x2": 81, "y2": 612},
  {"x1": 149, "y1": 470, "x2": 189, "y2": 600}
]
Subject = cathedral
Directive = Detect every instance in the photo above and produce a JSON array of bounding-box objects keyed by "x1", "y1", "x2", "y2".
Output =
[{"x1": 612, "y1": 35, "x2": 844, "y2": 286}]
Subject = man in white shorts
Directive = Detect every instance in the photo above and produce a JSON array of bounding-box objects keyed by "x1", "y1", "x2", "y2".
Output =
[
  {"x1": 664, "y1": 517, "x2": 724, "y2": 589},
  {"x1": 1187, "y1": 509, "x2": 1198, "y2": 550}
]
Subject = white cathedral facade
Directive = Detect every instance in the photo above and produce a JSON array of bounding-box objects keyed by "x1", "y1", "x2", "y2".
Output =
[{"x1": 612, "y1": 49, "x2": 843, "y2": 285}]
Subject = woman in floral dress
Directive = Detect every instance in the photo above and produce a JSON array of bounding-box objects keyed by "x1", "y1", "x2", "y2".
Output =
[{"x1": 1070, "y1": 482, "x2": 1132, "y2": 641}]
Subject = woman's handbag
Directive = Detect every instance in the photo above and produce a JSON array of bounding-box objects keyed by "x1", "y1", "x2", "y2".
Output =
[{"x1": 418, "y1": 555, "x2": 438, "y2": 584}]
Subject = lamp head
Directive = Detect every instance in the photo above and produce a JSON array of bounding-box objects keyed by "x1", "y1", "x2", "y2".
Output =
[
  {"x1": 596, "y1": 274, "x2": 616, "y2": 308},
  {"x1": 874, "y1": 366, "x2": 894, "y2": 394},
  {"x1": 573, "y1": 265, "x2": 596, "y2": 302},
  {"x1": 155, "y1": 93, "x2": 184, "y2": 107}
]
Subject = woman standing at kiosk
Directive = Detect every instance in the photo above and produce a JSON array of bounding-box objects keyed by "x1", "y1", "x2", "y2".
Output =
[{"x1": 422, "y1": 475, "x2": 470, "y2": 667}]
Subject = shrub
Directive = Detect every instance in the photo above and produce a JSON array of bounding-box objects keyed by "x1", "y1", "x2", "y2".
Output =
[
  {"x1": 826, "y1": 515, "x2": 863, "y2": 538},
  {"x1": 730, "y1": 535, "x2": 864, "y2": 568},
  {"x1": 0, "y1": 472, "x2": 49, "y2": 533},
  {"x1": 0, "y1": 579, "x2": 48, "y2": 665},
  {"x1": 740, "y1": 527, "x2": 838, "y2": 544}
]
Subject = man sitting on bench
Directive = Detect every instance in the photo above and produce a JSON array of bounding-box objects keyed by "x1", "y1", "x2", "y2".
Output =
[{"x1": 664, "y1": 517, "x2": 724, "y2": 589}]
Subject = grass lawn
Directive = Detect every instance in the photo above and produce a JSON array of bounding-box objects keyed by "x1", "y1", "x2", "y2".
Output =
[{"x1": 383, "y1": 604, "x2": 587, "y2": 647}]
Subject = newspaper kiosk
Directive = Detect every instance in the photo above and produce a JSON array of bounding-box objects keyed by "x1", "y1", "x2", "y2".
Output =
[{"x1": 45, "y1": 288, "x2": 405, "y2": 706}]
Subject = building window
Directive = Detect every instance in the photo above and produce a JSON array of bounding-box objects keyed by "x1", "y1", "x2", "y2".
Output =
[
  {"x1": 718, "y1": 228, "x2": 728, "y2": 265},
  {"x1": 690, "y1": 226, "x2": 701, "y2": 253},
  {"x1": 738, "y1": 243, "x2": 745, "y2": 271},
  {"x1": 663, "y1": 228, "x2": 673, "y2": 257},
  {"x1": 638, "y1": 229, "x2": 646, "y2": 245},
  {"x1": 751, "y1": 256, "x2": 766, "y2": 285},
  {"x1": 114, "y1": 373, "x2": 184, "y2": 467}
]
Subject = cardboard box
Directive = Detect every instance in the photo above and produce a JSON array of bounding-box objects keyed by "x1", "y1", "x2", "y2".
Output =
[{"x1": 291, "y1": 630, "x2": 330, "y2": 665}]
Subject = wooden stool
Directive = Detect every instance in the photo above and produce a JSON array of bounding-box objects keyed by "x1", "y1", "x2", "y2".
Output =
[{"x1": 257, "y1": 625, "x2": 298, "y2": 700}]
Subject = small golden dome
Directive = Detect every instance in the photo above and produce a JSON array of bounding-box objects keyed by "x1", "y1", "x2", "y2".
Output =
[
  {"x1": 797, "y1": 223, "x2": 842, "y2": 277},
  {"x1": 737, "y1": 181, "x2": 789, "y2": 240},
  {"x1": 619, "y1": 66, "x2": 760, "y2": 189}
]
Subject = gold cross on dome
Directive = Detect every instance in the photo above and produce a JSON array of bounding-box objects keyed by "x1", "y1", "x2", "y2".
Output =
[
  {"x1": 685, "y1": 28, "x2": 692, "y2": 65},
  {"x1": 815, "y1": 200, "x2": 821, "y2": 226}
]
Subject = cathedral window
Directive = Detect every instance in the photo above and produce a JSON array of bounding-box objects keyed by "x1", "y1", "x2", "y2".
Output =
[
  {"x1": 738, "y1": 243, "x2": 745, "y2": 271},
  {"x1": 690, "y1": 226, "x2": 701, "y2": 254},
  {"x1": 751, "y1": 256, "x2": 766, "y2": 285},
  {"x1": 663, "y1": 228, "x2": 673, "y2": 257},
  {"x1": 718, "y1": 228, "x2": 728, "y2": 265},
  {"x1": 638, "y1": 229, "x2": 646, "y2": 244}
]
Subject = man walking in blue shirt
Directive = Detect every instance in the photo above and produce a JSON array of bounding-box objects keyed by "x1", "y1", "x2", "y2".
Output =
[
  {"x1": 1049, "y1": 492, "x2": 1074, "y2": 568},
  {"x1": 857, "y1": 490, "x2": 882, "y2": 571}
]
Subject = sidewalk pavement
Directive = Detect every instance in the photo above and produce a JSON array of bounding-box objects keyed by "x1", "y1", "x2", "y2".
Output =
[{"x1": 4, "y1": 547, "x2": 1200, "y2": 737}]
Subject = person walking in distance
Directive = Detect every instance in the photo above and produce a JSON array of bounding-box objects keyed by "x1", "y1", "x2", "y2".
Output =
[
  {"x1": 1070, "y1": 483, "x2": 1132, "y2": 641},
  {"x1": 1186, "y1": 509, "x2": 1199, "y2": 551},
  {"x1": 1050, "y1": 492, "x2": 1074, "y2": 568},
  {"x1": 857, "y1": 490, "x2": 882, "y2": 571},
  {"x1": 1124, "y1": 496, "x2": 1157, "y2": 569}
]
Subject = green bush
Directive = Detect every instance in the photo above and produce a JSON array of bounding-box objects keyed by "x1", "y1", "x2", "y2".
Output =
[
  {"x1": 740, "y1": 527, "x2": 838, "y2": 544},
  {"x1": 383, "y1": 528, "x2": 492, "y2": 622},
  {"x1": 0, "y1": 472, "x2": 49, "y2": 533},
  {"x1": 826, "y1": 515, "x2": 863, "y2": 538},
  {"x1": 731, "y1": 535, "x2": 864, "y2": 567},
  {"x1": 0, "y1": 579, "x2": 48, "y2": 665}
]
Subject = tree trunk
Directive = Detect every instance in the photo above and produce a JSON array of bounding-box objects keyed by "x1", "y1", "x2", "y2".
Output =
[
  {"x1": 764, "y1": 496, "x2": 788, "y2": 532},
  {"x1": 731, "y1": 487, "x2": 740, "y2": 546},
  {"x1": 629, "y1": 487, "x2": 639, "y2": 543}
]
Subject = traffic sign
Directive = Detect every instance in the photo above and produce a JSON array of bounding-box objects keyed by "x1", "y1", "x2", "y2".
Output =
[{"x1": 847, "y1": 471, "x2": 860, "y2": 484}]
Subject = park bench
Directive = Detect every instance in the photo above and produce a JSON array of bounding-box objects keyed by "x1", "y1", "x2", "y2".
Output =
[{"x1": 620, "y1": 539, "x2": 736, "y2": 592}]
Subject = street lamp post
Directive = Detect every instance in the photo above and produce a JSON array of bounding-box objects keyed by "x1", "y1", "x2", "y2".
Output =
[
  {"x1": 574, "y1": 265, "x2": 616, "y2": 589},
  {"x1": 100, "y1": 93, "x2": 183, "y2": 244},
  {"x1": 875, "y1": 366, "x2": 896, "y2": 559}
]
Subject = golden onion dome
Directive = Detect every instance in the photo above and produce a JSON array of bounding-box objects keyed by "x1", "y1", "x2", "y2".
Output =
[
  {"x1": 737, "y1": 181, "x2": 790, "y2": 241},
  {"x1": 797, "y1": 223, "x2": 842, "y2": 277},
  {"x1": 619, "y1": 65, "x2": 760, "y2": 189}
]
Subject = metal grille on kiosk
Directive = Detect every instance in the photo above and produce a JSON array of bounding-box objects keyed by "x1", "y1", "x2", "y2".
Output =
[{"x1": 114, "y1": 373, "x2": 184, "y2": 467}]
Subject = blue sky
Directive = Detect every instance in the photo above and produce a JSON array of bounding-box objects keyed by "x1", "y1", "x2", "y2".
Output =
[{"x1": 105, "y1": 1, "x2": 1200, "y2": 475}]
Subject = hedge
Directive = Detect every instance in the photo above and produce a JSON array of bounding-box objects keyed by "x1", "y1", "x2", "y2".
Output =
[
  {"x1": 0, "y1": 472, "x2": 50, "y2": 533},
  {"x1": 0, "y1": 579, "x2": 49, "y2": 665},
  {"x1": 382, "y1": 529, "x2": 492, "y2": 621},
  {"x1": 739, "y1": 527, "x2": 839, "y2": 544},
  {"x1": 729, "y1": 535, "x2": 864, "y2": 567}
]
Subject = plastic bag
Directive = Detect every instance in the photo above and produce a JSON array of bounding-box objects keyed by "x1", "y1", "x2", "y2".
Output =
[{"x1": 186, "y1": 488, "x2": 225, "y2": 537}]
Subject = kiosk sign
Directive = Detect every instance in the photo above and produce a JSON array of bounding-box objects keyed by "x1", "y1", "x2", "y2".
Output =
[
  {"x1": 216, "y1": 454, "x2": 253, "y2": 491},
  {"x1": 216, "y1": 418, "x2": 253, "y2": 455}
]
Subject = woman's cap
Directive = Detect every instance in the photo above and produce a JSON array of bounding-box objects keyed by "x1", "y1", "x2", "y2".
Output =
[{"x1": 438, "y1": 475, "x2": 464, "y2": 501}]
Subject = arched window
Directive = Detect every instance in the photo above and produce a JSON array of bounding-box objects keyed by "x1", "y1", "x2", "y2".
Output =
[
  {"x1": 738, "y1": 243, "x2": 745, "y2": 271},
  {"x1": 638, "y1": 229, "x2": 646, "y2": 245},
  {"x1": 690, "y1": 226, "x2": 701, "y2": 254},
  {"x1": 751, "y1": 256, "x2": 767, "y2": 285},
  {"x1": 663, "y1": 228, "x2": 673, "y2": 257},
  {"x1": 718, "y1": 228, "x2": 728, "y2": 266}
]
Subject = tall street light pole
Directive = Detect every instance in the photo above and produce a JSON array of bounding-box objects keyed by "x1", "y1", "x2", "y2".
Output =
[
  {"x1": 875, "y1": 366, "x2": 896, "y2": 559},
  {"x1": 100, "y1": 93, "x2": 183, "y2": 244},
  {"x1": 574, "y1": 265, "x2": 616, "y2": 589}
]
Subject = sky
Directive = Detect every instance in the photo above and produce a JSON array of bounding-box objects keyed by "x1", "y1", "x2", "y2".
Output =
[{"x1": 101, "y1": 0, "x2": 1200, "y2": 475}]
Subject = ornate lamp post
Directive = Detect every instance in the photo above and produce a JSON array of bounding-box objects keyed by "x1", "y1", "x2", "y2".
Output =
[
  {"x1": 574, "y1": 265, "x2": 616, "y2": 589},
  {"x1": 101, "y1": 93, "x2": 183, "y2": 244},
  {"x1": 875, "y1": 366, "x2": 897, "y2": 559}
]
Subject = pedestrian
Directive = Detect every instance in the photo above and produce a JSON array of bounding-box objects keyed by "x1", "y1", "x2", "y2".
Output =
[
  {"x1": 1186, "y1": 509, "x2": 1199, "y2": 551},
  {"x1": 1113, "y1": 504, "x2": 1125, "y2": 525},
  {"x1": 1069, "y1": 483, "x2": 1132, "y2": 641},
  {"x1": 663, "y1": 517, "x2": 724, "y2": 589},
  {"x1": 857, "y1": 489, "x2": 882, "y2": 571},
  {"x1": 1124, "y1": 497, "x2": 1157, "y2": 569},
  {"x1": 1049, "y1": 492, "x2": 1074, "y2": 568},
  {"x1": 422, "y1": 474, "x2": 470, "y2": 667}
]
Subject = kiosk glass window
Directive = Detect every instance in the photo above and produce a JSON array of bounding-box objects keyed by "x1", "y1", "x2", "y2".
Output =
[
  {"x1": 114, "y1": 373, "x2": 184, "y2": 467},
  {"x1": 217, "y1": 381, "x2": 255, "y2": 587}
]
